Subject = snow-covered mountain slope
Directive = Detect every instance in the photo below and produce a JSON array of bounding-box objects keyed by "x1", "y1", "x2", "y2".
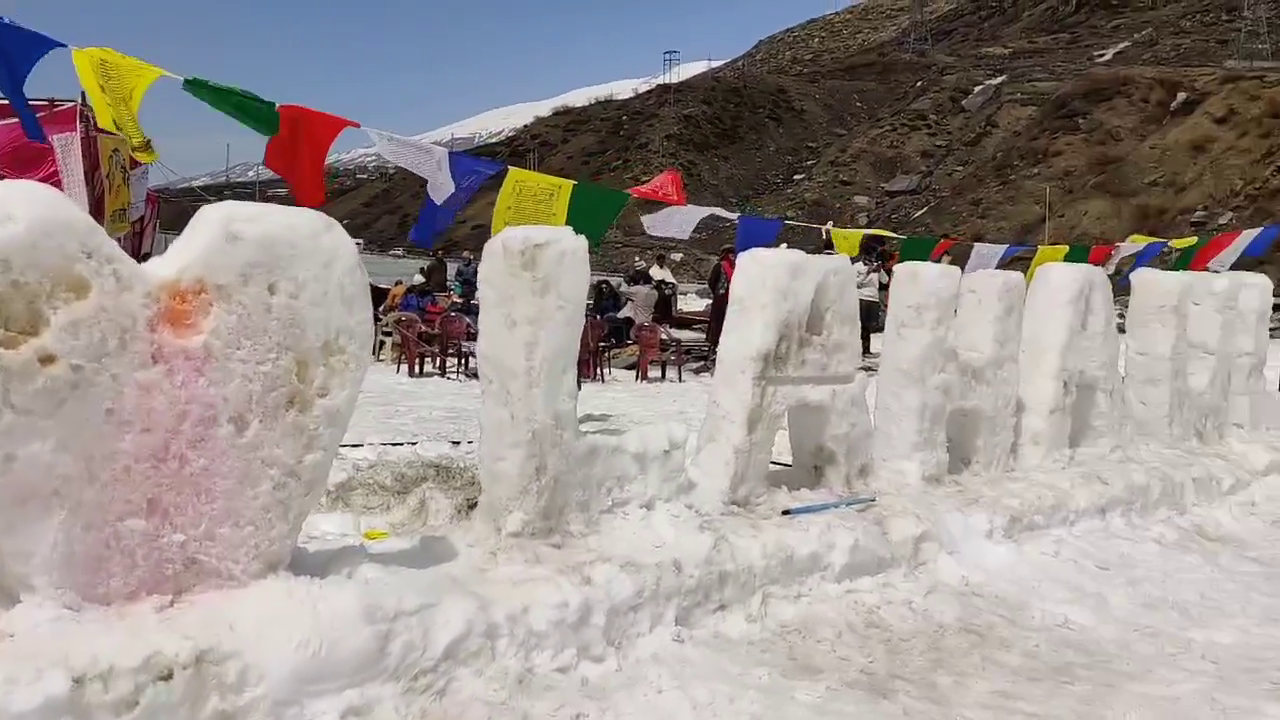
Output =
[{"x1": 163, "y1": 60, "x2": 723, "y2": 189}]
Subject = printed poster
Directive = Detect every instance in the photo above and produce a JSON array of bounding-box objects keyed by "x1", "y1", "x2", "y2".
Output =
[{"x1": 98, "y1": 134, "x2": 131, "y2": 237}]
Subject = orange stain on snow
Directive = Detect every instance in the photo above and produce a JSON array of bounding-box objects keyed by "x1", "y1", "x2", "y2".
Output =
[{"x1": 154, "y1": 282, "x2": 212, "y2": 339}]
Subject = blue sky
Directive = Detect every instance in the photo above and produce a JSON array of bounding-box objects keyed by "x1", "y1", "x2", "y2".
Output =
[{"x1": 10, "y1": 0, "x2": 843, "y2": 179}]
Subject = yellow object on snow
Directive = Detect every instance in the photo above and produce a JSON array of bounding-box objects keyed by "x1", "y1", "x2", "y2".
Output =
[{"x1": 362, "y1": 529, "x2": 390, "y2": 542}]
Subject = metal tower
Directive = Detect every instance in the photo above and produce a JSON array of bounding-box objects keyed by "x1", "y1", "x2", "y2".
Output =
[
  {"x1": 1238, "y1": 0, "x2": 1273, "y2": 65},
  {"x1": 906, "y1": 0, "x2": 932, "y2": 54},
  {"x1": 662, "y1": 50, "x2": 682, "y2": 84}
]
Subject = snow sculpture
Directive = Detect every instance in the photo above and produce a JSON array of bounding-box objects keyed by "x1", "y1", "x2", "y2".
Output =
[
  {"x1": 873, "y1": 261, "x2": 961, "y2": 483},
  {"x1": 1183, "y1": 273, "x2": 1239, "y2": 442},
  {"x1": 1224, "y1": 271, "x2": 1273, "y2": 431},
  {"x1": 1123, "y1": 269, "x2": 1193, "y2": 442},
  {"x1": 475, "y1": 226, "x2": 591, "y2": 536},
  {"x1": 1016, "y1": 263, "x2": 1121, "y2": 468},
  {"x1": 474, "y1": 226, "x2": 692, "y2": 535},
  {"x1": 0, "y1": 180, "x2": 371, "y2": 605},
  {"x1": 687, "y1": 249, "x2": 868, "y2": 507},
  {"x1": 946, "y1": 269, "x2": 1024, "y2": 474}
]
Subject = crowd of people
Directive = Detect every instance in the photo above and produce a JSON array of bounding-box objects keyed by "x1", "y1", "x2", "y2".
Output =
[
  {"x1": 378, "y1": 249, "x2": 480, "y2": 324},
  {"x1": 378, "y1": 236, "x2": 893, "y2": 372}
]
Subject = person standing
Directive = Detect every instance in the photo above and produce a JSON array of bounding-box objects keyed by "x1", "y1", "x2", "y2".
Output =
[
  {"x1": 423, "y1": 250, "x2": 449, "y2": 297},
  {"x1": 649, "y1": 252, "x2": 678, "y2": 324},
  {"x1": 454, "y1": 250, "x2": 478, "y2": 301},
  {"x1": 705, "y1": 244, "x2": 735, "y2": 355},
  {"x1": 850, "y1": 249, "x2": 889, "y2": 358}
]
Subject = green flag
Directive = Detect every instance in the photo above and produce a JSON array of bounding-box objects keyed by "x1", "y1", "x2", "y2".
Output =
[
  {"x1": 566, "y1": 180, "x2": 630, "y2": 248},
  {"x1": 182, "y1": 77, "x2": 280, "y2": 137},
  {"x1": 1063, "y1": 245, "x2": 1091, "y2": 263},
  {"x1": 1171, "y1": 237, "x2": 1209, "y2": 270},
  {"x1": 897, "y1": 235, "x2": 939, "y2": 262}
]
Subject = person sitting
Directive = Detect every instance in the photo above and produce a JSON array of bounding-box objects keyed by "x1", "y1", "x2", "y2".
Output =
[
  {"x1": 398, "y1": 283, "x2": 430, "y2": 315},
  {"x1": 423, "y1": 293, "x2": 449, "y2": 329},
  {"x1": 608, "y1": 268, "x2": 658, "y2": 343},
  {"x1": 381, "y1": 279, "x2": 408, "y2": 316}
]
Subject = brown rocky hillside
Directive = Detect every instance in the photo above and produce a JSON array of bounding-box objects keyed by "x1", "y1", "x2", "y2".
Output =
[{"x1": 159, "y1": 0, "x2": 1280, "y2": 281}]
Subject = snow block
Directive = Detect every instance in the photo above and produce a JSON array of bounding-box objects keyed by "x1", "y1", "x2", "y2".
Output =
[
  {"x1": 475, "y1": 226, "x2": 590, "y2": 536},
  {"x1": 946, "y1": 269, "x2": 1024, "y2": 474},
  {"x1": 874, "y1": 261, "x2": 961, "y2": 483},
  {"x1": 0, "y1": 181, "x2": 371, "y2": 604},
  {"x1": 1016, "y1": 263, "x2": 1122, "y2": 468},
  {"x1": 1224, "y1": 271, "x2": 1273, "y2": 432},
  {"x1": 687, "y1": 249, "x2": 868, "y2": 506},
  {"x1": 1182, "y1": 273, "x2": 1238, "y2": 443},
  {"x1": 1123, "y1": 269, "x2": 1193, "y2": 442}
]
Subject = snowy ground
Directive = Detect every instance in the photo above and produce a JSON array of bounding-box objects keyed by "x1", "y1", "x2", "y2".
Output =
[
  {"x1": 5, "y1": 339, "x2": 1280, "y2": 719},
  {"x1": 311, "y1": 340, "x2": 1280, "y2": 718}
]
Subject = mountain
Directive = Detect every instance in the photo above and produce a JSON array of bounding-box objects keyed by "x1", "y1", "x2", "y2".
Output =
[
  {"x1": 160, "y1": 0, "x2": 1280, "y2": 281},
  {"x1": 161, "y1": 59, "x2": 723, "y2": 188}
]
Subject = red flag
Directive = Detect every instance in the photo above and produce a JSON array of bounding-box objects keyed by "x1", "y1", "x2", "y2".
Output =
[
  {"x1": 264, "y1": 104, "x2": 358, "y2": 208},
  {"x1": 628, "y1": 168, "x2": 687, "y2": 205},
  {"x1": 1087, "y1": 244, "x2": 1116, "y2": 266}
]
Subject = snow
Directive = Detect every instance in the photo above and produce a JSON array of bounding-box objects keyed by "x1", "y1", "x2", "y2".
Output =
[
  {"x1": 0, "y1": 180, "x2": 370, "y2": 604},
  {"x1": 164, "y1": 60, "x2": 723, "y2": 189},
  {"x1": 7, "y1": 199, "x2": 1280, "y2": 717},
  {"x1": 1124, "y1": 268, "x2": 1193, "y2": 441},
  {"x1": 474, "y1": 226, "x2": 592, "y2": 536},
  {"x1": 685, "y1": 249, "x2": 865, "y2": 507},
  {"x1": 1016, "y1": 263, "x2": 1121, "y2": 468},
  {"x1": 947, "y1": 269, "x2": 1023, "y2": 473},
  {"x1": 873, "y1": 261, "x2": 961, "y2": 483}
]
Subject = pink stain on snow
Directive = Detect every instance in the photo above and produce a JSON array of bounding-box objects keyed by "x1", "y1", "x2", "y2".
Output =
[{"x1": 68, "y1": 290, "x2": 260, "y2": 604}]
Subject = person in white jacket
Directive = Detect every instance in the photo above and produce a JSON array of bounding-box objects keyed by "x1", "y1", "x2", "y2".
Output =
[{"x1": 849, "y1": 250, "x2": 889, "y2": 357}]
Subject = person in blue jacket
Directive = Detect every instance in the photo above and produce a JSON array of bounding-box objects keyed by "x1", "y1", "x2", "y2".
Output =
[
  {"x1": 454, "y1": 250, "x2": 479, "y2": 301},
  {"x1": 398, "y1": 283, "x2": 430, "y2": 315}
]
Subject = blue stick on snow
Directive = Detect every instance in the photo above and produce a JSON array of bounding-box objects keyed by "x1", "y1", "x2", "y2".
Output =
[{"x1": 780, "y1": 495, "x2": 877, "y2": 516}]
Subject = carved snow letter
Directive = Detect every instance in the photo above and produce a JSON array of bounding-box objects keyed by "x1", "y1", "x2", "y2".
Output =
[
  {"x1": 686, "y1": 249, "x2": 870, "y2": 507},
  {"x1": 1016, "y1": 263, "x2": 1121, "y2": 468}
]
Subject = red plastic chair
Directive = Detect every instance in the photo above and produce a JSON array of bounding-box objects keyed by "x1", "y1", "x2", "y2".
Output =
[
  {"x1": 633, "y1": 323, "x2": 661, "y2": 382},
  {"x1": 633, "y1": 322, "x2": 686, "y2": 382},
  {"x1": 392, "y1": 315, "x2": 430, "y2": 377},
  {"x1": 578, "y1": 317, "x2": 609, "y2": 384},
  {"x1": 437, "y1": 312, "x2": 474, "y2": 380}
]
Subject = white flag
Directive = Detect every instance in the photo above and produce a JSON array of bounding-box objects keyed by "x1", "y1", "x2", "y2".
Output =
[
  {"x1": 640, "y1": 204, "x2": 738, "y2": 240},
  {"x1": 1104, "y1": 242, "x2": 1149, "y2": 273},
  {"x1": 365, "y1": 128, "x2": 454, "y2": 204},
  {"x1": 962, "y1": 243, "x2": 1009, "y2": 273},
  {"x1": 128, "y1": 165, "x2": 149, "y2": 222}
]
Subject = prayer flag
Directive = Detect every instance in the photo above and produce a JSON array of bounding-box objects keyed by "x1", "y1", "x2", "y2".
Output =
[
  {"x1": 735, "y1": 215, "x2": 785, "y2": 253},
  {"x1": 491, "y1": 167, "x2": 574, "y2": 235},
  {"x1": 72, "y1": 47, "x2": 170, "y2": 162},
  {"x1": 565, "y1": 180, "x2": 630, "y2": 248},
  {"x1": 408, "y1": 151, "x2": 505, "y2": 249},
  {"x1": 182, "y1": 77, "x2": 279, "y2": 136},
  {"x1": 0, "y1": 18, "x2": 65, "y2": 144},
  {"x1": 263, "y1": 104, "x2": 359, "y2": 208}
]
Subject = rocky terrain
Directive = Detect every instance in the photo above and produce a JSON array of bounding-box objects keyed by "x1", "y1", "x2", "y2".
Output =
[{"x1": 158, "y1": 0, "x2": 1280, "y2": 279}]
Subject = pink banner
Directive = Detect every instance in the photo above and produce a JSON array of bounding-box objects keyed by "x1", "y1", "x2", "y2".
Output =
[{"x1": 0, "y1": 103, "x2": 79, "y2": 188}]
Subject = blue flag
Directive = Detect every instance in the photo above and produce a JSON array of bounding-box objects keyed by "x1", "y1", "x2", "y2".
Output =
[
  {"x1": 408, "y1": 152, "x2": 506, "y2": 248},
  {"x1": 0, "y1": 18, "x2": 66, "y2": 144},
  {"x1": 734, "y1": 215, "x2": 785, "y2": 254}
]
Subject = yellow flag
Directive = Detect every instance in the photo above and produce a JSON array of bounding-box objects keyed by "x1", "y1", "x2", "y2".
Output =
[
  {"x1": 491, "y1": 167, "x2": 575, "y2": 236},
  {"x1": 72, "y1": 47, "x2": 169, "y2": 163},
  {"x1": 1027, "y1": 244, "x2": 1070, "y2": 282},
  {"x1": 1125, "y1": 233, "x2": 1198, "y2": 249},
  {"x1": 829, "y1": 228, "x2": 900, "y2": 257},
  {"x1": 98, "y1": 134, "x2": 132, "y2": 237},
  {"x1": 829, "y1": 228, "x2": 864, "y2": 256}
]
